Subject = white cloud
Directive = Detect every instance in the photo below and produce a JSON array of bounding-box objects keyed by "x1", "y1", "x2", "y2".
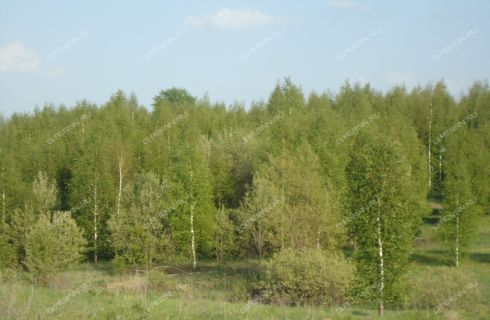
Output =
[
  {"x1": 185, "y1": 9, "x2": 287, "y2": 29},
  {"x1": 327, "y1": 0, "x2": 359, "y2": 9},
  {"x1": 184, "y1": 16, "x2": 204, "y2": 28},
  {"x1": 0, "y1": 42, "x2": 40, "y2": 73},
  {"x1": 210, "y1": 9, "x2": 274, "y2": 29}
]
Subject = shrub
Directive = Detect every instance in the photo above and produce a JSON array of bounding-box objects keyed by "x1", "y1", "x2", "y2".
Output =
[
  {"x1": 111, "y1": 255, "x2": 129, "y2": 273},
  {"x1": 261, "y1": 248, "x2": 353, "y2": 306},
  {"x1": 108, "y1": 173, "x2": 173, "y2": 271},
  {"x1": 0, "y1": 233, "x2": 17, "y2": 270},
  {"x1": 407, "y1": 266, "x2": 483, "y2": 312},
  {"x1": 24, "y1": 213, "x2": 86, "y2": 282}
]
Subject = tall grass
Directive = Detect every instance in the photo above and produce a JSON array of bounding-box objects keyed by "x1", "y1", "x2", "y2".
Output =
[{"x1": 1, "y1": 217, "x2": 489, "y2": 319}]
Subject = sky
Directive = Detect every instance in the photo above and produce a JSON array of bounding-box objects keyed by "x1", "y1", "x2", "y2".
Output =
[{"x1": 0, "y1": 0, "x2": 489, "y2": 116}]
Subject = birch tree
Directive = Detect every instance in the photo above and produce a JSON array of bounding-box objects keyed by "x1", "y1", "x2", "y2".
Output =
[
  {"x1": 69, "y1": 133, "x2": 114, "y2": 262},
  {"x1": 116, "y1": 150, "x2": 124, "y2": 218},
  {"x1": 439, "y1": 132, "x2": 479, "y2": 267},
  {"x1": 239, "y1": 143, "x2": 337, "y2": 256},
  {"x1": 164, "y1": 136, "x2": 215, "y2": 269},
  {"x1": 108, "y1": 173, "x2": 169, "y2": 270},
  {"x1": 345, "y1": 132, "x2": 422, "y2": 316},
  {"x1": 32, "y1": 171, "x2": 57, "y2": 215}
]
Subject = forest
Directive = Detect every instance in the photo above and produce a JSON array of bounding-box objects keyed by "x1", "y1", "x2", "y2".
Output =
[{"x1": 0, "y1": 79, "x2": 489, "y2": 319}]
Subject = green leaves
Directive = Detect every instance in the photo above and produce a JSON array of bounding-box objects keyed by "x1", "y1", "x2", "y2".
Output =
[
  {"x1": 264, "y1": 248, "x2": 353, "y2": 306},
  {"x1": 345, "y1": 131, "x2": 426, "y2": 307},
  {"x1": 24, "y1": 212, "x2": 86, "y2": 282},
  {"x1": 438, "y1": 129, "x2": 481, "y2": 266},
  {"x1": 33, "y1": 171, "x2": 57, "y2": 214},
  {"x1": 239, "y1": 142, "x2": 339, "y2": 257},
  {"x1": 108, "y1": 173, "x2": 169, "y2": 269},
  {"x1": 0, "y1": 80, "x2": 487, "y2": 300}
]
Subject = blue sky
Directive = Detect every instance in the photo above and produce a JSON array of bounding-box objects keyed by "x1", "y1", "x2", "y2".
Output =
[{"x1": 0, "y1": 0, "x2": 489, "y2": 116}]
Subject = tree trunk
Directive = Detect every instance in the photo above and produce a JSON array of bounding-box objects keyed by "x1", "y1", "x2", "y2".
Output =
[
  {"x1": 81, "y1": 120, "x2": 85, "y2": 144},
  {"x1": 215, "y1": 239, "x2": 220, "y2": 263},
  {"x1": 188, "y1": 165, "x2": 197, "y2": 270},
  {"x1": 438, "y1": 151, "x2": 442, "y2": 189},
  {"x1": 1, "y1": 191, "x2": 5, "y2": 227},
  {"x1": 377, "y1": 209, "x2": 385, "y2": 316},
  {"x1": 216, "y1": 235, "x2": 223, "y2": 263},
  {"x1": 316, "y1": 226, "x2": 321, "y2": 249},
  {"x1": 1, "y1": 166, "x2": 5, "y2": 227},
  {"x1": 93, "y1": 172, "x2": 99, "y2": 263},
  {"x1": 190, "y1": 202, "x2": 196, "y2": 270},
  {"x1": 428, "y1": 107, "x2": 432, "y2": 188},
  {"x1": 456, "y1": 215, "x2": 460, "y2": 268},
  {"x1": 253, "y1": 225, "x2": 265, "y2": 260},
  {"x1": 116, "y1": 152, "x2": 123, "y2": 217},
  {"x1": 146, "y1": 237, "x2": 152, "y2": 271},
  {"x1": 455, "y1": 190, "x2": 460, "y2": 268}
]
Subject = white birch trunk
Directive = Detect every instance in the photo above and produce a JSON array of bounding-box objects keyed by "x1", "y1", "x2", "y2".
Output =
[
  {"x1": 316, "y1": 226, "x2": 321, "y2": 249},
  {"x1": 439, "y1": 151, "x2": 442, "y2": 187},
  {"x1": 377, "y1": 207, "x2": 385, "y2": 316},
  {"x1": 1, "y1": 167, "x2": 5, "y2": 226},
  {"x1": 189, "y1": 165, "x2": 197, "y2": 270},
  {"x1": 116, "y1": 153, "x2": 123, "y2": 217},
  {"x1": 1, "y1": 191, "x2": 5, "y2": 227},
  {"x1": 455, "y1": 190, "x2": 460, "y2": 268},
  {"x1": 456, "y1": 215, "x2": 460, "y2": 268},
  {"x1": 93, "y1": 172, "x2": 99, "y2": 263},
  {"x1": 190, "y1": 202, "x2": 196, "y2": 270},
  {"x1": 428, "y1": 107, "x2": 432, "y2": 188},
  {"x1": 253, "y1": 224, "x2": 265, "y2": 260}
]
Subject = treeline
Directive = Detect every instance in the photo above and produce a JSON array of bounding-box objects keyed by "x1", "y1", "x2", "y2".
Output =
[{"x1": 0, "y1": 79, "x2": 488, "y2": 312}]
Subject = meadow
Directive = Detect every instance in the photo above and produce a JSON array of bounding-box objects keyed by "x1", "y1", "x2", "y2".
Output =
[{"x1": 2, "y1": 214, "x2": 488, "y2": 320}]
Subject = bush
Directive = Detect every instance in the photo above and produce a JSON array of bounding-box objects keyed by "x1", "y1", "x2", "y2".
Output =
[
  {"x1": 407, "y1": 266, "x2": 483, "y2": 312},
  {"x1": 261, "y1": 248, "x2": 353, "y2": 306},
  {"x1": 108, "y1": 173, "x2": 174, "y2": 271},
  {"x1": 24, "y1": 213, "x2": 86, "y2": 282},
  {"x1": 0, "y1": 233, "x2": 17, "y2": 270}
]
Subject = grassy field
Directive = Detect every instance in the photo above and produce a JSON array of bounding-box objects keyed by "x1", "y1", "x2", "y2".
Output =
[{"x1": 1, "y1": 215, "x2": 489, "y2": 320}]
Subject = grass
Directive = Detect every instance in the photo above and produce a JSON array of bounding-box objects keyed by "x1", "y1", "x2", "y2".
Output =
[{"x1": 1, "y1": 215, "x2": 489, "y2": 319}]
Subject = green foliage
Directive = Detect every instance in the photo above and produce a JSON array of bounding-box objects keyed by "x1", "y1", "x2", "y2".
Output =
[
  {"x1": 262, "y1": 248, "x2": 353, "y2": 306},
  {"x1": 439, "y1": 131, "x2": 480, "y2": 266},
  {"x1": 267, "y1": 78, "x2": 305, "y2": 115},
  {"x1": 0, "y1": 232, "x2": 17, "y2": 270},
  {"x1": 209, "y1": 131, "x2": 254, "y2": 208},
  {"x1": 407, "y1": 266, "x2": 482, "y2": 311},
  {"x1": 239, "y1": 142, "x2": 339, "y2": 258},
  {"x1": 153, "y1": 87, "x2": 196, "y2": 107},
  {"x1": 3, "y1": 206, "x2": 36, "y2": 264},
  {"x1": 24, "y1": 213, "x2": 86, "y2": 282},
  {"x1": 0, "y1": 80, "x2": 487, "y2": 317},
  {"x1": 108, "y1": 173, "x2": 171, "y2": 270},
  {"x1": 213, "y1": 207, "x2": 236, "y2": 262},
  {"x1": 345, "y1": 131, "x2": 426, "y2": 308},
  {"x1": 164, "y1": 138, "x2": 216, "y2": 263},
  {"x1": 68, "y1": 118, "x2": 116, "y2": 261},
  {"x1": 32, "y1": 171, "x2": 57, "y2": 213}
]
